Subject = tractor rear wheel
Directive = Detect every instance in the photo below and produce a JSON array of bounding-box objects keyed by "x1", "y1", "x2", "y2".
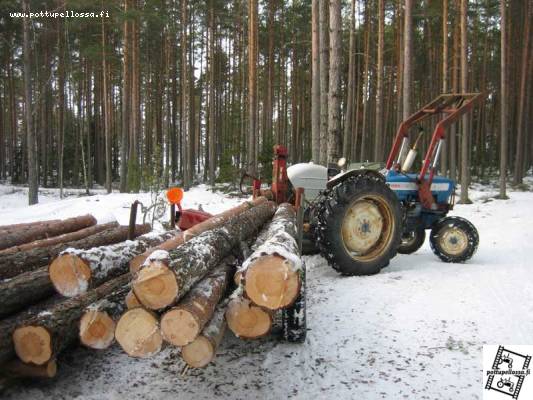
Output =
[
  {"x1": 398, "y1": 226, "x2": 426, "y2": 254},
  {"x1": 313, "y1": 174, "x2": 402, "y2": 275},
  {"x1": 429, "y1": 216, "x2": 479, "y2": 263}
]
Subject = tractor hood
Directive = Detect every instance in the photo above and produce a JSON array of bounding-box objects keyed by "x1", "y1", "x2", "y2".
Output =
[{"x1": 287, "y1": 163, "x2": 328, "y2": 201}]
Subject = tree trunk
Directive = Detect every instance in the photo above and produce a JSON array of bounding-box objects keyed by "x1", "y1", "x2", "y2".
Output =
[
  {"x1": 318, "y1": 0, "x2": 329, "y2": 165},
  {"x1": 403, "y1": 0, "x2": 413, "y2": 120},
  {"x1": 374, "y1": 0, "x2": 385, "y2": 161},
  {"x1": 115, "y1": 307, "x2": 162, "y2": 358},
  {"x1": 0, "y1": 224, "x2": 150, "y2": 280},
  {"x1": 239, "y1": 204, "x2": 301, "y2": 310},
  {"x1": 327, "y1": 0, "x2": 342, "y2": 163},
  {"x1": 181, "y1": 302, "x2": 227, "y2": 368},
  {"x1": 120, "y1": 0, "x2": 131, "y2": 193},
  {"x1": 0, "y1": 214, "x2": 97, "y2": 251},
  {"x1": 22, "y1": 0, "x2": 38, "y2": 205},
  {"x1": 129, "y1": 197, "x2": 268, "y2": 272},
  {"x1": 49, "y1": 230, "x2": 177, "y2": 297},
  {"x1": 441, "y1": 0, "x2": 449, "y2": 175},
  {"x1": 181, "y1": 0, "x2": 191, "y2": 189},
  {"x1": 102, "y1": 12, "x2": 112, "y2": 193},
  {"x1": 208, "y1": 0, "x2": 216, "y2": 185},
  {"x1": 12, "y1": 274, "x2": 130, "y2": 365},
  {"x1": 247, "y1": 0, "x2": 258, "y2": 175},
  {"x1": 57, "y1": 13, "x2": 66, "y2": 199},
  {"x1": 132, "y1": 201, "x2": 276, "y2": 310},
  {"x1": 343, "y1": 0, "x2": 356, "y2": 160},
  {"x1": 161, "y1": 261, "x2": 232, "y2": 346},
  {"x1": 225, "y1": 291, "x2": 272, "y2": 339},
  {"x1": 79, "y1": 281, "x2": 129, "y2": 349},
  {"x1": 459, "y1": 0, "x2": 472, "y2": 203},
  {"x1": 0, "y1": 222, "x2": 117, "y2": 255},
  {"x1": 513, "y1": 0, "x2": 530, "y2": 185}
]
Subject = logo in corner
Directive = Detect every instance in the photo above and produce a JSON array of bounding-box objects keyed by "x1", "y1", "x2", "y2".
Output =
[{"x1": 484, "y1": 346, "x2": 532, "y2": 399}]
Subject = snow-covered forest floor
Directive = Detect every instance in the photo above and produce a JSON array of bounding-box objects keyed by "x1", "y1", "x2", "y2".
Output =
[{"x1": 1, "y1": 180, "x2": 532, "y2": 400}]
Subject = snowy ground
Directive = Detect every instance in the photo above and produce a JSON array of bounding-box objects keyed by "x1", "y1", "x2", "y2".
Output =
[{"x1": 1, "y1": 181, "x2": 533, "y2": 400}]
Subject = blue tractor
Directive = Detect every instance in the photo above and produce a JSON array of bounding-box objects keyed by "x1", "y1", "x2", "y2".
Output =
[{"x1": 283, "y1": 93, "x2": 484, "y2": 276}]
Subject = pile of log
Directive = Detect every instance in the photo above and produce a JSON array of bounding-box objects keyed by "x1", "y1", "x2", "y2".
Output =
[{"x1": 0, "y1": 199, "x2": 304, "y2": 388}]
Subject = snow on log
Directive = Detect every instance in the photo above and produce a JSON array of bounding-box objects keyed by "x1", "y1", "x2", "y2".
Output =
[
  {"x1": 181, "y1": 303, "x2": 227, "y2": 368},
  {"x1": 0, "y1": 268, "x2": 54, "y2": 318},
  {"x1": 225, "y1": 290, "x2": 272, "y2": 339},
  {"x1": 129, "y1": 196, "x2": 268, "y2": 273},
  {"x1": 125, "y1": 289, "x2": 141, "y2": 309},
  {"x1": 49, "y1": 230, "x2": 177, "y2": 297},
  {"x1": 0, "y1": 224, "x2": 151, "y2": 279},
  {"x1": 0, "y1": 222, "x2": 118, "y2": 255},
  {"x1": 0, "y1": 214, "x2": 97, "y2": 251},
  {"x1": 12, "y1": 274, "x2": 130, "y2": 365},
  {"x1": 132, "y1": 201, "x2": 277, "y2": 310},
  {"x1": 239, "y1": 203, "x2": 302, "y2": 310},
  {"x1": 160, "y1": 261, "x2": 233, "y2": 346},
  {"x1": 79, "y1": 283, "x2": 129, "y2": 350},
  {"x1": 115, "y1": 307, "x2": 162, "y2": 358}
]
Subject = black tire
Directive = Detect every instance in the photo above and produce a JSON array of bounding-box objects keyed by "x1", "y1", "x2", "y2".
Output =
[
  {"x1": 398, "y1": 226, "x2": 426, "y2": 254},
  {"x1": 429, "y1": 216, "x2": 479, "y2": 263},
  {"x1": 313, "y1": 174, "x2": 402, "y2": 276},
  {"x1": 282, "y1": 263, "x2": 306, "y2": 343}
]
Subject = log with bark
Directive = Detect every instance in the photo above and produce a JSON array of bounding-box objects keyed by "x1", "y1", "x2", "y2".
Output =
[
  {"x1": 49, "y1": 230, "x2": 177, "y2": 297},
  {"x1": 0, "y1": 268, "x2": 54, "y2": 318},
  {"x1": 79, "y1": 283, "x2": 129, "y2": 349},
  {"x1": 0, "y1": 219, "x2": 61, "y2": 234},
  {"x1": 181, "y1": 303, "x2": 227, "y2": 368},
  {"x1": 129, "y1": 196, "x2": 268, "y2": 273},
  {"x1": 132, "y1": 201, "x2": 276, "y2": 310},
  {"x1": 238, "y1": 204, "x2": 302, "y2": 310},
  {"x1": 11, "y1": 274, "x2": 130, "y2": 365},
  {"x1": 225, "y1": 291, "x2": 272, "y2": 339},
  {"x1": 0, "y1": 214, "x2": 97, "y2": 251},
  {"x1": 0, "y1": 221, "x2": 118, "y2": 255},
  {"x1": 0, "y1": 224, "x2": 151, "y2": 279},
  {"x1": 0, "y1": 296, "x2": 62, "y2": 365},
  {"x1": 115, "y1": 307, "x2": 162, "y2": 358},
  {"x1": 160, "y1": 261, "x2": 233, "y2": 346},
  {"x1": 0, "y1": 359, "x2": 57, "y2": 393}
]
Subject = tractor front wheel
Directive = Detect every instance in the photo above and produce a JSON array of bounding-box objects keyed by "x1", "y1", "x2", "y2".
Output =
[
  {"x1": 313, "y1": 174, "x2": 402, "y2": 276},
  {"x1": 429, "y1": 216, "x2": 479, "y2": 263}
]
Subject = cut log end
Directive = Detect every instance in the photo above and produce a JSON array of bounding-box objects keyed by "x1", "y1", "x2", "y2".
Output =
[
  {"x1": 225, "y1": 297, "x2": 272, "y2": 339},
  {"x1": 244, "y1": 255, "x2": 300, "y2": 310},
  {"x1": 115, "y1": 308, "x2": 162, "y2": 358},
  {"x1": 132, "y1": 262, "x2": 178, "y2": 310},
  {"x1": 12, "y1": 326, "x2": 53, "y2": 365},
  {"x1": 125, "y1": 289, "x2": 142, "y2": 309},
  {"x1": 181, "y1": 336, "x2": 214, "y2": 368},
  {"x1": 49, "y1": 253, "x2": 91, "y2": 297},
  {"x1": 79, "y1": 310, "x2": 116, "y2": 350},
  {"x1": 160, "y1": 308, "x2": 199, "y2": 346}
]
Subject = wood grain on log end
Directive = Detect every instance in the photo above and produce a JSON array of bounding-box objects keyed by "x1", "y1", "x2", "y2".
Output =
[
  {"x1": 225, "y1": 297, "x2": 272, "y2": 339},
  {"x1": 132, "y1": 262, "x2": 178, "y2": 310},
  {"x1": 115, "y1": 308, "x2": 162, "y2": 358},
  {"x1": 244, "y1": 255, "x2": 300, "y2": 310},
  {"x1": 125, "y1": 290, "x2": 141, "y2": 309},
  {"x1": 12, "y1": 326, "x2": 52, "y2": 365},
  {"x1": 49, "y1": 254, "x2": 91, "y2": 297},
  {"x1": 79, "y1": 310, "x2": 116, "y2": 350},
  {"x1": 181, "y1": 336, "x2": 214, "y2": 368},
  {"x1": 160, "y1": 308, "x2": 199, "y2": 346}
]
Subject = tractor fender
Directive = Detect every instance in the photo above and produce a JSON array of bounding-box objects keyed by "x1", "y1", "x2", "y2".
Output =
[{"x1": 326, "y1": 169, "x2": 385, "y2": 189}]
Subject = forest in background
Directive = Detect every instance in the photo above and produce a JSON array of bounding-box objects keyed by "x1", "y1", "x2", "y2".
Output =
[{"x1": 0, "y1": 0, "x2": 531, "y2": 205}]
